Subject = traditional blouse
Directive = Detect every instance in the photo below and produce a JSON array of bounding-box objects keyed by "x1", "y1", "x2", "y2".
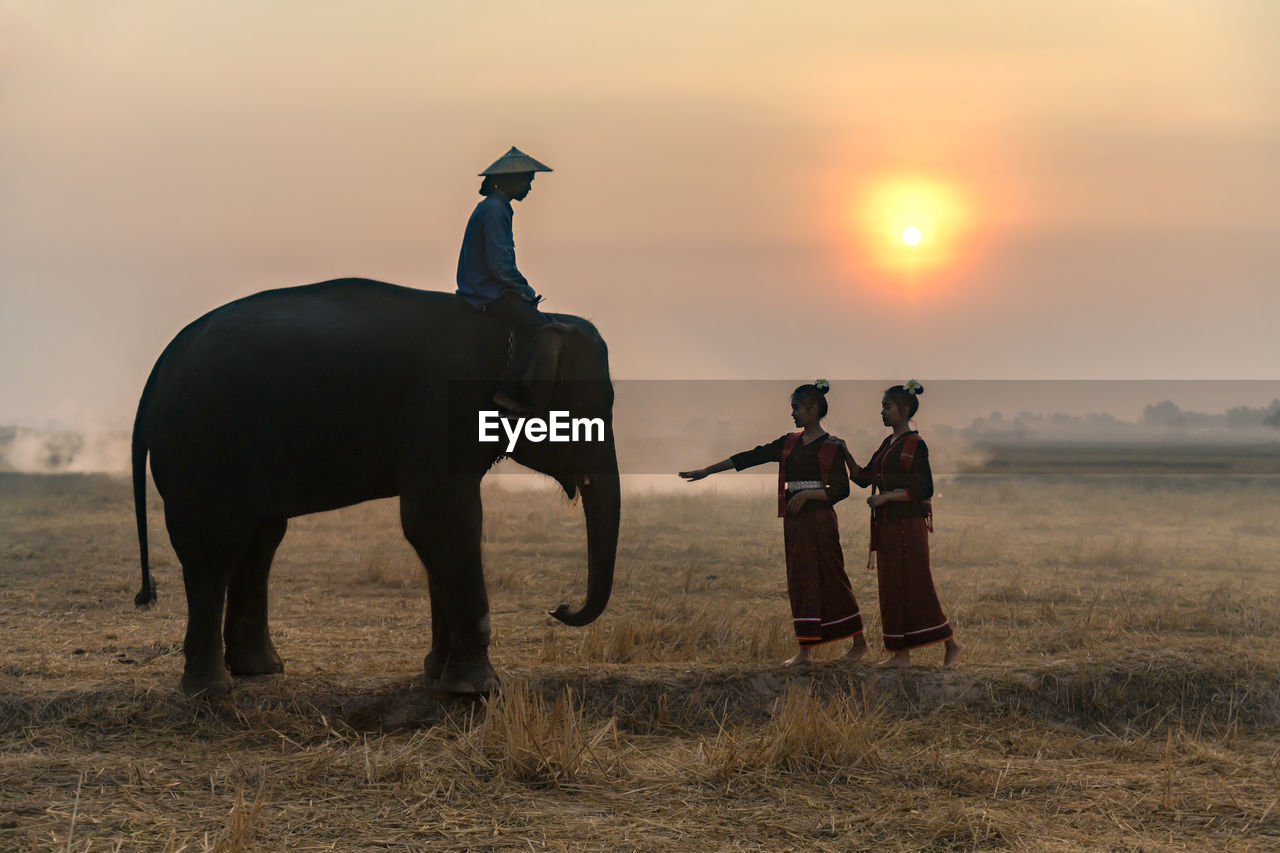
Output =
[
  {"x1": 731, "y1": 434, "x2": 850, "y2": 506},
  {"x1": 849, "y1": 432, "x2": 933, "y2": 521}
]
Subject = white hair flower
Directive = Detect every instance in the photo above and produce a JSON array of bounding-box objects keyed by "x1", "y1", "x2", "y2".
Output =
[
  {"x1": 903, "y1": 379, "x2": 922, "y2": 394},
  {"x1": 814, "y1": 378, "x2": 829, "y2": 392}
]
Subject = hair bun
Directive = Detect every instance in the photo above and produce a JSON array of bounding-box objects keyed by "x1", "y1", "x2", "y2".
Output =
[
  {"x1": 903, "y1": 379, "x2": 924, "y2": 396},
  {"x1": 813, "y1": 378, "x2": 830, "y2": 394}
]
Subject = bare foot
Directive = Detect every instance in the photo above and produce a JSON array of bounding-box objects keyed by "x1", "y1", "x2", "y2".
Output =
[
  {"x1": 878, "y1": 652, "x2": 911, "y2": 669},
  {"x1": 782, "y1": 649, "x2": 811, "y2": 668},
  {"x1": 943, "y1": 638, "x2": 965, "y2": 669},
  {"x1": 840, "y1": 637, "x2": 869, "y2": 662},
  {"x1": 492, "y1": 393, "x2": 532, "y2": 416}
]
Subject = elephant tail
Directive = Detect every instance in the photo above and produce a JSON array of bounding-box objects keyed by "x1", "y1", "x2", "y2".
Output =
[{"x1": 132, "y1": 376, "x2": 157, "y2": 609}]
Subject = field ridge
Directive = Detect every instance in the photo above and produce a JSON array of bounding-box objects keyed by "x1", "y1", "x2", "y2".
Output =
[{"x1": 5, "y1": 652, "x2": 1277, "y2": 739}]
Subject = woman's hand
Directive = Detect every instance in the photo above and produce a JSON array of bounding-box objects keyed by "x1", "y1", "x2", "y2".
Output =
[
  {"x1": 828, "y1": 436, "x2": 858, "y2": 468},
  {"x1": 786, "y1": 492, "x2": 809, "y2": 515},
  {"x1": 867, "y1": 493, "x2": 891, "y2": 508},
  {"x1": 679, "y1": 458, "x2": 734, "y2": 482}
]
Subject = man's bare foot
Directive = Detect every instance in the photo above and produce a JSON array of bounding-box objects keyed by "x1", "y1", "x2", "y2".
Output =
[
  {"x1": 878, "y1": 652, "x2": 911, "y2": 669},
  {"x1": 943, "y1": 638, "x2": 965, "y2": 669},
  {"x1": 840, "y1": 637, "x2": 869, "y2": 662},
  {"x1": 782, "y1": 649, "x2": 811, "y2": 668},
  {"x1": 493, "y1": 393, "x2": 532, "y2": 416}
]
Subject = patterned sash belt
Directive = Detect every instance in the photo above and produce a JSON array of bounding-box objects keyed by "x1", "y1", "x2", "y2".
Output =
[{"x1": 785, "y1": 480, "x2": 824, "y2": 494}]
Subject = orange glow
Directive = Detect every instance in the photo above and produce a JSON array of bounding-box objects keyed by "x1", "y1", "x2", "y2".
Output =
[{"x1": 850, "y1": 175, "x2": 974, "y2": 276}]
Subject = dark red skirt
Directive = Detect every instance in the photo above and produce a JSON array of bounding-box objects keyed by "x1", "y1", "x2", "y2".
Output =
[
  {"x1": 783, "y1": 503, "x2": 863, "y2": 647},
  {"x1": 874, "y1": 516, "x2": 952, "y2": 651}
]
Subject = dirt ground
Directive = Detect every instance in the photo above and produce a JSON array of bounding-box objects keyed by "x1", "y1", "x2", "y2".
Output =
[{"x1": 2, "y1": 452, "x2": 1278, "y2": 850}]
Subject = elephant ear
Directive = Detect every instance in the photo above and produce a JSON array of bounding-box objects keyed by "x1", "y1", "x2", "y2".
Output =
[{"x1": 521, "y1": 324, "x2": 575, "y2": 416}]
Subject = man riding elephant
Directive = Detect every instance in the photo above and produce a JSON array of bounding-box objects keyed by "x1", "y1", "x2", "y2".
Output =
[{"x1": 456, "y1": 146, "x2": 562, "y2": 415}]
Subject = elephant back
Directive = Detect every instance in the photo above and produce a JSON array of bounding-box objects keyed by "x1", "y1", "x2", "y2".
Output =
[{"x1": 157, "y1": 279, "x2": 507, "y2": 383}]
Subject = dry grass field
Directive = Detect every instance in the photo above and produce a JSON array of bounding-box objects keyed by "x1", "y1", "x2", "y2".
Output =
[{"x1": 2, "y1": 445, "x2": 1279, "y2": 851}]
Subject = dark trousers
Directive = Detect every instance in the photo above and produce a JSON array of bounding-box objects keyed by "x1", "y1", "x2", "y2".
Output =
[{"x1": 483, "y1": 291, "x2": 553, "y2": 397}]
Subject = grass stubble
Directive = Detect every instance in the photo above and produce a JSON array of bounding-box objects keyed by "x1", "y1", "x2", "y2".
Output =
[{"x1": 1, "y1": 454, "x2": 1278, "y2": 851}]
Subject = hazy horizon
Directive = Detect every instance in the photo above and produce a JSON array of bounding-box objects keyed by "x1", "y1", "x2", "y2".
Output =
[
  {"x1": 3, "y1": 2, "x2": 1278, "y2": 428},
  {"x1": 4, "y1": 379, "x2": 1278, "y2": 477}
]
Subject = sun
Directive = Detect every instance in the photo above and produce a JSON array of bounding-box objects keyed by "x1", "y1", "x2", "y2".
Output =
[{"x1": 848, "y1": 175, "x2": 972, "y2": 275}]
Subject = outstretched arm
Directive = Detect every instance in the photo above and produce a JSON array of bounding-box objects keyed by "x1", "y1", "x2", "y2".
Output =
[
  {"x1": 678, "y1": 458, "x2": 734, "y2": 482},
  {"x1": 680, "y1": 435, "x2": 786, "y2": 482}
]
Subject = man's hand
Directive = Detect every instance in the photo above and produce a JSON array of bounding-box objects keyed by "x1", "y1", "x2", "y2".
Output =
[
  {"x1": 678, "y1": 469, "x2": 709, "y2": 482},
  {"x1": 867, "y1": 493, "x2": 891, "y2": 508}
]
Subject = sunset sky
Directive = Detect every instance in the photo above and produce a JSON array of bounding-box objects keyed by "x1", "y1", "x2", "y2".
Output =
[{"x1": 2, "y1": 1, "x2": 1278, "y2": 427}]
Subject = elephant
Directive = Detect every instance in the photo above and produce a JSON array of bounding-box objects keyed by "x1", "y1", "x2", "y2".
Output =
[{"x1": 131, "y1": 278, "x2": 619, "y2": 697}]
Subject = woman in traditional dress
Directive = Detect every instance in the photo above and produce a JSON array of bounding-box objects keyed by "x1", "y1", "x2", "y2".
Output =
[
  {"x1": 679, "y1": 381, "x2": 868, "y2": 667},
  {"x1": 839, "y1": 381, "x2": 964, "y2": 668}
]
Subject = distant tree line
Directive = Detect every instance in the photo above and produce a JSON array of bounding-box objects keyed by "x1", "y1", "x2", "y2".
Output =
[
  {"x1": 963, "y1": 399, "x2": 1280, "y2": 441},
  {"x1": 1142, "y1": 399, "x2": 1280, "y2": 430}
]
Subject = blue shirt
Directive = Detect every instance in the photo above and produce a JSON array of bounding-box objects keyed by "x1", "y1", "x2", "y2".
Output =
[{"x1": 456, "y1": 191, "x2": 539, "y2": 307}]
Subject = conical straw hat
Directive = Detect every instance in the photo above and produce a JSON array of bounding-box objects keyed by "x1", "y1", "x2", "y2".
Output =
[{"x1": 478, "y1": 146, "x2": 553, "y2": 176}]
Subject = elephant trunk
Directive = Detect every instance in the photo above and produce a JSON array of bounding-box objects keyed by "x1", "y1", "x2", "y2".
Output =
[{"x1": 550, "y1": 462, "x2": 620, "y2": 627}]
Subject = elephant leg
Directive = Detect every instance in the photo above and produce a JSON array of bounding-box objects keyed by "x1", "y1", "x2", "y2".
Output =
[
  {"x1": 168, "y1": 514, "x2": 251, "y2": 698},
  {"x1": 401, "y1": 478, "x2": 498, "y2": 694},
  {"x1": 179, "y1": 565, "x2": 233, "y2": 696},
  {"x1": 422, "y1": 574, "x2": 450, "y2": 681},
  {"x1": 224, "y1": 517, "x2": 287, "y2": 677}
]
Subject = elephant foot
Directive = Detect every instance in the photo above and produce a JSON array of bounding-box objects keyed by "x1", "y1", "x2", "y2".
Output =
[
  {"x1": 437, "y1": 657, "x2": 499, "y2": 695},
  {"x1": 181, "y1": 665, "x2": 234, "y2": 698},
  {"x1": 225, "y1": 643, "x2": 284, "y2": 677},
  {"x1": 423, "y1": 649, "x2": 448, "y2": 682}
]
